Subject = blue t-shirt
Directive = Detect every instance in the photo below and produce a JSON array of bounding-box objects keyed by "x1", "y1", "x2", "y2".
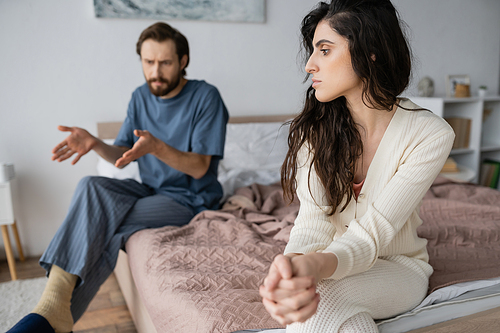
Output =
[{"x1": 114, "y1": 80, "x2": 229, "y2": 213}]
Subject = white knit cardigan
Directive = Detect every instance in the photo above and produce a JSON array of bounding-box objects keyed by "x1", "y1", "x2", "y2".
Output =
[{"x1": 284, "y1": 99, "x2": 455, "y2": 281}]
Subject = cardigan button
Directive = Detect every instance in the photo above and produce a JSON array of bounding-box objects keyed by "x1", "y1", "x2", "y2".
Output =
[{"x1": 358, "y1": 193, "x2": 364, "y2": 198}]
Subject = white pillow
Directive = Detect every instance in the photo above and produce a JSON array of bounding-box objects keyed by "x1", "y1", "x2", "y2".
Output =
[{"x1": 218, "y1": 121, "x2": 289, "y2": 198}]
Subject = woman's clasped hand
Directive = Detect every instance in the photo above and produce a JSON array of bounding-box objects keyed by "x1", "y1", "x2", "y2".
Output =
[{"x1": 260, "y1": 252, "x2": 337, "y2": 325}]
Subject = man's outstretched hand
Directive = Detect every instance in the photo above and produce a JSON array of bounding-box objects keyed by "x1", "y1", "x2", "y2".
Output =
[
  {"x1": 52, "y1": 126, "x2": 96, "y2": 165},
  {"x1": 115, "y1": 130, "x2": 159, "y2": 168}
]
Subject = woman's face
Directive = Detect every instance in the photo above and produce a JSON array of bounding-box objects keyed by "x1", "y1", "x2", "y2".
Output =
[{"x1": 305, "y1": 20, "x2": 362, "y2": 103}]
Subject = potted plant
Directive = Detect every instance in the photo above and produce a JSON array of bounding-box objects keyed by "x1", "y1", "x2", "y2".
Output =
[{"x1": 478, "y1": 85, "x2": 488, "y2": 97}]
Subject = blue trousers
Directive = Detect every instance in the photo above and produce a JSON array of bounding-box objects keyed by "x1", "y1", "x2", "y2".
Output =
[{"x1": 39, "y1": 176, "x2": 195, "y2": 322}]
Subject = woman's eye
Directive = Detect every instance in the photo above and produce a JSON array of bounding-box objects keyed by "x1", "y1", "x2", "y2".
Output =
[{"x1": 320, "y1": 49, "x2": 329, "y2": 55}]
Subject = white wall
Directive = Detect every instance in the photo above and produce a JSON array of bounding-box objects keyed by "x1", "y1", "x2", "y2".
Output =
[
  {"x1": 0, "y1": 0, "x2": 318, "y2": 258},
  {"x1": 0, "y1": 0, "x2": 499, "y2": 258},
  {"x1": 394, "y1": 0, "x2": 500, "y2": 97}
]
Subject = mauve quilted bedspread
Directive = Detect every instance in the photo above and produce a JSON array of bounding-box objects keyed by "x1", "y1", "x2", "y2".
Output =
[
  {"x1": 419, "y1": 177, "x2": 500, "y2": 292},
  {"x1": 125, "y1": 178, "x2": 500, "y2": 333}
]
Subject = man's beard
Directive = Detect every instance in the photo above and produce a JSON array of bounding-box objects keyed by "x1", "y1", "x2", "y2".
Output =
[{"x1": 147, "y1": 72, "x2": 181, "y2": 97}]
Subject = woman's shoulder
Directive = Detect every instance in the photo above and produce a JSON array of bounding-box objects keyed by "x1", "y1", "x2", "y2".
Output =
[{"x1": 397, "y1": 98, "x2": 454, "y2": 137}]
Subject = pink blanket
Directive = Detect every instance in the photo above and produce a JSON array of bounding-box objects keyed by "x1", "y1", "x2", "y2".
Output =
[
  {"x1": 419, "y1": 177, "x2": 500, "y2": 292},
  {"x1": 126, "y1": 179, "x2": 500, "y2": 332}
]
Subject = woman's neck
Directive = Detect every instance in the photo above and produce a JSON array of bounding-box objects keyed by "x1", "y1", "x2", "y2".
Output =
[
  {"x1": 346, "y1": 93, "x2": 396, "y2": 138},
  {"x1": 347, "y1": 92, "x2": 398, "y2": 183}
]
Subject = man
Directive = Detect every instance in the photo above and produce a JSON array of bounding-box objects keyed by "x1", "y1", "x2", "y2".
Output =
[{"x1": 9, "y1": 22, "x2": 228, "y2": 333}]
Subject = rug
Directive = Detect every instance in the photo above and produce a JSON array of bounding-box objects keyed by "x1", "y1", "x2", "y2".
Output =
[{"x1": 0, "y1": 277, "x2": 46, "y2": 331}]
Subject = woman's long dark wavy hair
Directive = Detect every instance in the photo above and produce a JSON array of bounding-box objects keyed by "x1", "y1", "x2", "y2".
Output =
[{"x1": 281, "y1": 0, "x2": 412, "y2": 213}]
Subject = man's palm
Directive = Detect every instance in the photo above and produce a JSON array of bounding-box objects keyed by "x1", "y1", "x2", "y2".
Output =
[{"x1": 52, "y1": 126, "x2": 95, "y2": 165}]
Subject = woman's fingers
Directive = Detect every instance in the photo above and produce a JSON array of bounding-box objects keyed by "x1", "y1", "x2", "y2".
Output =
[
  {"x1": 274, "y1": 255, "x2": 293, "y2": 279},
  {"x1": 264, "y1": 255, "x2": 293, "y2": 291},
  {"x1": 263, "y1": 262, "x2": 283, "y2": 290},
  {"x1": 261, "y1": 286, "x2": 317, "y2": 312},
  {"x1": 262, "y1": 297, "x2": 287, "y2": 325},
  {"x1": 260, "y1": 285, "x2": 300, "y2": 302},
  {"x1": 284, "y1": 293, "x2": 320, "y2": 324},
  {"x1": 263, "y1": 268, "x2": 281, "y2": 291},
  {"x1": 260, "y1": 277, "x2": 315, "y2": 302},
  {"x1": 262, "y1": 292, "x2": 320, "y2": 326},
  {"x1": 277, "y1": 287, "x2": 317, "y2": 311},
  {"x1": 262, "y1": 254, "x2": 319, "y2": 325},
  {"x1": 277, "y1": 276, "x2": 315, "y2": 290}
]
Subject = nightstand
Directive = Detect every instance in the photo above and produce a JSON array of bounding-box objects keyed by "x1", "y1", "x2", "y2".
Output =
[{"x1": 0, "y1": 180, "x2": 25, "y2": 280}]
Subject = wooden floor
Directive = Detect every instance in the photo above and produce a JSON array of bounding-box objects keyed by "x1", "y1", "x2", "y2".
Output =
[
  {"x1": 1, "y1": 257, "x2": 500, "y2": 333},
  {"x1": 0, "y1": 257, "x2": 137, "y2": 333}
]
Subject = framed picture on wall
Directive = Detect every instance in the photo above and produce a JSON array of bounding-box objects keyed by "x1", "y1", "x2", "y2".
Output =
[
  {"x1": 94, "y1": 0, "x2": 266, "y2": 23},
  {"x1": 446, "y1": 75, "x2": 470, "y2": 98}
]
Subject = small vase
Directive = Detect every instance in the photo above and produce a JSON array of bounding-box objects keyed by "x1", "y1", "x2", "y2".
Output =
[{"x1": 478, "y1": 89, "x2": 487, "y2": 98}]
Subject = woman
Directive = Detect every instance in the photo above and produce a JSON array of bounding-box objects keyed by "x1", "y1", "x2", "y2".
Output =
[{"x1": 259, "y1": 0, "x2": 454, "y2": 332}]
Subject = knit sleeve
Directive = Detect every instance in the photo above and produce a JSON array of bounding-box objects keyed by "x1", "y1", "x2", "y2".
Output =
[
  {"x1": 284, "y1": 144, "x2": 338, "y2": 255},
  {"x1": 324, "y1": 130, "x2": 454, "y2": 280}
]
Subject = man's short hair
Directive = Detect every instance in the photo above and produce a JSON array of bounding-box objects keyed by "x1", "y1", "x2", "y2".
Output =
[{"x1": 136, "y1": 22, "x2": 190, "y2": 76}]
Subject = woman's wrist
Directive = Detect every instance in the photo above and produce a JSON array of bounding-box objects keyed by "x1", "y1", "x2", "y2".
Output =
[{"x1": 311, "y1": 252, "x2": 338, "y2": 280}]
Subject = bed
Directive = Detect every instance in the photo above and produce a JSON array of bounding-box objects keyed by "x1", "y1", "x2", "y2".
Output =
[{"x1": 96, "y1": 115, "x2": 500, "y2": 333}]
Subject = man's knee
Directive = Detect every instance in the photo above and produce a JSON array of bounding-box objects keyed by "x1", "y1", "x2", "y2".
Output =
[{"x1": 76, "y1": 176, "x2": 108, "y2": 192}]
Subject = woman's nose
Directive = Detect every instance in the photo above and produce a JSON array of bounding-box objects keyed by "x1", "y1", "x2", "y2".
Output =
[{"x1": 305, "y1": 55, "x2": 317, "y2": 73}]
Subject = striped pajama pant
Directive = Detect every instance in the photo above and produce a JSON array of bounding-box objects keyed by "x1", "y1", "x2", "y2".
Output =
[{"x1": 39, "y1": 176, "x2": 195, "y2": 322}]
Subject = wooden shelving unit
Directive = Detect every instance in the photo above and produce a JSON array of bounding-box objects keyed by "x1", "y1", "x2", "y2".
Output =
[{"x1": 410, "y1": 96, "x2": 500, "y2": 189}]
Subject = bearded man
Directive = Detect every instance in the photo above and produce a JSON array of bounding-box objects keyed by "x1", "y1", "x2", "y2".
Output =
[{"x1": 9, "y1": 22, "x2": 228, "y2": 333}]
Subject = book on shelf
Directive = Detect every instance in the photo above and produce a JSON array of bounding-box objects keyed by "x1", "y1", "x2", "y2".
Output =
[
  {"x1": 444, "y1": 117, "x2": 471, "y2": 149},
  {"x1": 483, "y1": 108, "x2": 493, "y2": 122},
  {"x1": 480, "y1": 159, "x2": 500, "y2": 189},
  {"x1": 441, "y1": 157, "x2": 459, "y2": 173}
]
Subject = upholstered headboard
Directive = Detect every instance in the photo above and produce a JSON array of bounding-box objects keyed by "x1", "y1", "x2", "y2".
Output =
[
  {"x1": 97, "y1": 122, "x2": 123, "y2": 140},
  {"x1": 96, "y1": 114, "x2": 294, "y2": 140}
]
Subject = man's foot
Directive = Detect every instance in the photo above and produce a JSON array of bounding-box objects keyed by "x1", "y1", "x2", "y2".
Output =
[
  {"x1": 7, "y1": 313, "x2": 55, "y2": 333},
  {"x1": 31, "y1": 265, "x2": 77, "y2": 332}
]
